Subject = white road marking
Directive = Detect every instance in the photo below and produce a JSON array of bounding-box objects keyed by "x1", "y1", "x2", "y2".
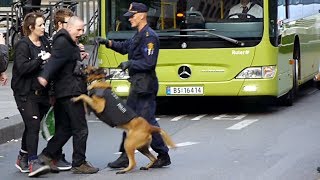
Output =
[
  {"x1": 175, "y1": 141, "x2": 200, "y2": 147},
  {"x1": 88, "y1": 120, "x2": 101, "y2": 123},
  {"x1": 213, "y1": 114, "x2": 247, "y2": 120},
  {"x1": 171, "y1": 115, "x2": 188, "y2": 121},
  {"x1": 113, "y1": 141, "x2": 200, "y2": 154},
  {"x1": 0, "y1": 156, "x2": 3, "y2": 158},
  {"x1": 191, "y1": 114, "x2": 207, "y2": 121},
  {"x1": 226, "y1": 119, "x2": 258, "y2": 130}
]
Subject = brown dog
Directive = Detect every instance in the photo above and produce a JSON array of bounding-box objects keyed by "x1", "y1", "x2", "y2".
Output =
[{"x1": 71, "y1": 67, "x2": 175, "y2": 174}]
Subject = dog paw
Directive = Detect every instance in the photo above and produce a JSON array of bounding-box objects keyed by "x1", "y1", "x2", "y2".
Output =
[
  {"x1": 70, "y1": 97, "x2": 79, "y2": 102},
  {"x1": 140, "y1": 167, "x2": 149, "y2": 170},
  {"x1": 116, "y1": 171, "x2": 126, "y2": 174}
]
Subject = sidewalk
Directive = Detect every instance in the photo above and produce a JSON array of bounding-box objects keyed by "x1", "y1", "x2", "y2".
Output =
[{"x1": 0, "y1": 44, "x2": 96, "y2": 144}]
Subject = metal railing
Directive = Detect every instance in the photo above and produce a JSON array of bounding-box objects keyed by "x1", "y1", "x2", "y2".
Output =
[
  {"x1": 0, "y1": 0, "x2": 99, "y2": 46},
  {"x1": 49, "y1": 0, "x2": 99, "y2": 36}
]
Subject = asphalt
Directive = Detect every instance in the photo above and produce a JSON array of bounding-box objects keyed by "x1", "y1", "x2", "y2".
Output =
[{"x1": 0, "y1": 44, "x2": 96, "y2": 144}]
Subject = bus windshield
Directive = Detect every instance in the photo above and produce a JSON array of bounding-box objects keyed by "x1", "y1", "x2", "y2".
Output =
[{"x1": 106, "y1": 0, "x2": 264, "y2": 48}]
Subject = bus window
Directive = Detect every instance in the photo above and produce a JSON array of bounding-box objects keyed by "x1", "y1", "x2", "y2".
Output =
[{"x1": 106, "y1": 0, "x2": 264, "y2": 48}]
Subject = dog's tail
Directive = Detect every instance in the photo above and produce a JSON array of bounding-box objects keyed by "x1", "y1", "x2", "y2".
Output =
[{"x1": 150, "y1": 126, "x2": 176, "y2": 149}]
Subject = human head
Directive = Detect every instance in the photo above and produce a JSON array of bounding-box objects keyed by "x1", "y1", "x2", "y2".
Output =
[
  {"x1": 54, "y1": 8, "x2": 74, "y2": 31},
  {"x1": 123, "y1": 2, "x2": 148, "y2": 30},
  {"x1": 23, "y1": 12, "x2": 45, "y2": 37},
  {"x1": 240, "y1": 0, "x2": 250, "y2": 6},
  {"x1": 66, "y1": 16, "x2": 84, "y2": 42}
]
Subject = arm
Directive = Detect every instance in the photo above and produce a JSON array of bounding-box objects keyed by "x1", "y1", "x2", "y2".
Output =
[
  {"x1": 40, "y1": 37, "x2": 72, "y2": 84},
  {"x1": 110, "y1": 38, "x2": 132, "y2": 55},
  {"x1": 14, "y1": 41, "x2": 43, "y2": 76},
  {"x1": 0, "y1": 44, "x2": 8, "y2": 73}
]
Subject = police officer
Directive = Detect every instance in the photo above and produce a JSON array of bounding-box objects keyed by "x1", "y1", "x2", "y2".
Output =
[{"x1": 97, "y1": 2, "x2": 171, "y2": 168}]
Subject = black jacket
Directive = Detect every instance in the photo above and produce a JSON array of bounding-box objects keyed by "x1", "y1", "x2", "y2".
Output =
[
  {"x1": 40, "y1": 29, "x2": 87, "y2": 98},
  {"x1": 0, "y1": 44, "x2": 8, "y2": 73},
  {"x1": 11, "y1": 36, "x2": 51, "y2": 96}
]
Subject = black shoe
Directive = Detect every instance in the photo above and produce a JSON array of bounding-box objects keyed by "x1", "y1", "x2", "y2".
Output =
[
  {"x1": 54, "y1": 154, "x2": 72, "y2": 171},
  {"x1": 38, "y1": 153, "x2": 59, "y2": 173},
  {"x1": 150, "y1": 154, "x2": 171, "y2": 168},
  {"x1": 317, "y1": 166, "x2": 320, "y2": 173},
  {"x1": 107, "y1": 153, "x2": 129, "y2": 168}
]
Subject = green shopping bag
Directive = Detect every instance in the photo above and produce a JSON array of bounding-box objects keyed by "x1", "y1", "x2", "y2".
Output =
[{"x1": 41, "y1": 106, "x2": 55, "y2": 141}]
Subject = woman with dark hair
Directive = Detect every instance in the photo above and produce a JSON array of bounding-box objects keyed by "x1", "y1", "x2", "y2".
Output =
[{"x1": 11, "y1": 11, "x2": 51, "y2": 177}]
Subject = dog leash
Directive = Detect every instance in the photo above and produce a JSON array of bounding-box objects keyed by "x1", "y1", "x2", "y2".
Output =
[{"x1": 88, "y1": 39, "x2": 99, "y2": 67}]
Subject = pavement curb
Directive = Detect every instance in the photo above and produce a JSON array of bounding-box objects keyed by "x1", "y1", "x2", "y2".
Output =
[{"x1": 0, "y1": 114, "x2": 23, "y2": 144}]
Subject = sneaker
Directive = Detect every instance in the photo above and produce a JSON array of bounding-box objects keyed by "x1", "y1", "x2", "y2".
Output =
[
  {"x1": 15, "y1": 154, "x2": 29, "y2": 173},
  {"x1": 28, "y1": 159, "x2": 50, "y2": 177},
  {"x1": 54, "y1": 154, "x2": 72, "y2": 171},
  {"x1": 38, "y1": 153, "x2": 59, "y2": 173},
  {"x1": 71, "y1": 161, "x2": 99, "y2": 174},
  {"x1": 150, "y1": 153, "x2": 171, "y2": 168},
  {"x1": 107, "y1": 153, "x2": 129, "y2": 168}
]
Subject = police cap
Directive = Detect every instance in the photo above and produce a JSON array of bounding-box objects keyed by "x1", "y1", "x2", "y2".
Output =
[{"x1": 123, "y1": 2, "x2": 148, "y2": 17}]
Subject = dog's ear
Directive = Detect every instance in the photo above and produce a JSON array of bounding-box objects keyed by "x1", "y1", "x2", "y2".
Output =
[{"x1": 84, "y1": 65, "x2": 94, "y2": 75}]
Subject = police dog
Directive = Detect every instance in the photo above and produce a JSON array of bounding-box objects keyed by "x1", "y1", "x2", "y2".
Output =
[{"x1": 71, "y1": 66, "x2": 176, "y2": 174}]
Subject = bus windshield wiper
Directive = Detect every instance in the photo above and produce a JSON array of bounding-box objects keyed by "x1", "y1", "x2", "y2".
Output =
[{"x1": 160, "y1": 29, "x2": 245, "y2": 46}]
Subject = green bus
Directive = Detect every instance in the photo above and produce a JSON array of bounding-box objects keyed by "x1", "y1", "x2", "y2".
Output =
[{"x1": 98, "y1": 0, "x2": 320, "y2": 105}]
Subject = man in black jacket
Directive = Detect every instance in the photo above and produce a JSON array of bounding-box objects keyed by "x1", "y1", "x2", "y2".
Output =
[
  {"x1": 0, "y1": 33, "x2": 8, "y2": 85},
  {"x1": 37, "y1": 16, "x2": 99, "y2": 174}
]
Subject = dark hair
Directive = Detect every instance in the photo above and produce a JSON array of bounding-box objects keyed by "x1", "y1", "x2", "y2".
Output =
[
  {"x1": 54, "y1": 8, "x2": 74, "y2": 30},
  {"x1": 22, "y1": 12, "x2": 45, "y2": 36}
]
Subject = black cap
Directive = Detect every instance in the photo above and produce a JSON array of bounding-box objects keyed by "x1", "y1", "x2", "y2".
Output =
[{"x1": 123, "y1": 2, "x2": 148, "y2": 17}]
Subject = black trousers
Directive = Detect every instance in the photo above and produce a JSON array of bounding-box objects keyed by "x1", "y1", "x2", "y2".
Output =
[
  {"x1": 42, "y1": 96, "x2": 88, "y2": 167},
  {"x1": 118, "y1": 81, "x2": 169, "y2": 156},
  {"x1": 14, "y1": 94, "x2": 50, "y2": 160}
]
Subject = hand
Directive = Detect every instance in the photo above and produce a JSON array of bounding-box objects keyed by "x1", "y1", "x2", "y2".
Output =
[
  {"x1": 118, "y1": 61, "x2": 131, "y2": 71},
  {"x1": 0, "y1": 72, "x2": 8, "y2": 86},
  {"x1": 78, "y1": 43, "x2": 85, "y2": 51},
  {"x1": 49, "y1": 96, "x2": 56, "y2": 106},
  {"x1": 95, "y1": 37, "x2": 110, "y2": 47},
  {"x1": 81, "y1": 52, "x2": 89, "y2": 60},
  {"x1": 38, "y1": 77, "x2": 48, "y2": 87}
]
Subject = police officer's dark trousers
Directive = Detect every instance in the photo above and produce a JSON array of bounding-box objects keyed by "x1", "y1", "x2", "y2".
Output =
[
  {"x1": 42, "y1": 96, "x2": 88, "y2": 167},
  {"x1": 14, "y1": 93, "x2": 50, "y2": 160},
  {"x1": 118, "y1": 80, "x2": 169, "y2": 155}
]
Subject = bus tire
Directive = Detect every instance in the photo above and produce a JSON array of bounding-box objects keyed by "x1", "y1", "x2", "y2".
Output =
[
  {"x1": 278, "y1": 42, "x2": 300, "y2": 106},
  {"x1": 278, "y1": 89, "x2": 294, "y2": 106}
]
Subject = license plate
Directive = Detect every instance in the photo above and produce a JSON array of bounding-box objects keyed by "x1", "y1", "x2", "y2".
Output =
[{"x1": 166, "y1": 86, "x2": 204, "y2": 95}]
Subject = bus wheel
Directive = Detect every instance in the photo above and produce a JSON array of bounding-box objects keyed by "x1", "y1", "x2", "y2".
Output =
[
  {"x1": 278, "y1": 89, "x2": 294, "y2": 106},
  {"x1": 278, "y1": 57, "x2": 299, "y2": 106}
]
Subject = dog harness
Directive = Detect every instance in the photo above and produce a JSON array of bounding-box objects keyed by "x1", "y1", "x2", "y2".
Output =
[{"x1": 89, "y1": 88, "x2": 137, "y2": 127}]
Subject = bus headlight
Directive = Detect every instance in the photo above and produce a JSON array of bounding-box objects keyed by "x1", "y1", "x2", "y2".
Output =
[
  {"x1": 109, "y1": 69, "x2": 130, "y2": 80},
  {"x1": 236, "y1": 66, "x2": 276, "y2": 79}
]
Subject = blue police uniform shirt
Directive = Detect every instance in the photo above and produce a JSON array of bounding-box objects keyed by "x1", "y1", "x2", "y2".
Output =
[{"x1": 110, "y1": 24, "x2": 159, "y2": 76}]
